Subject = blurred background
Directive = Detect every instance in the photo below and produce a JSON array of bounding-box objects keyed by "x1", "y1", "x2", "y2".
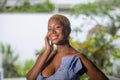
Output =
[{"x1": 0, "y1": 0, "x2": 120, "y2": 80}]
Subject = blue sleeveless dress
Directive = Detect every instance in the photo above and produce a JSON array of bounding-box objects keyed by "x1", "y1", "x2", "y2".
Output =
[{"x1": 37, "y1": 55, "x2": 82, "y2": 80}]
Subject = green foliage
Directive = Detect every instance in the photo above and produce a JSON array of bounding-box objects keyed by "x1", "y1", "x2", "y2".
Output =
[
  {"x1": 35, "y1": 47, "x2": 45, "y2": 55},
  {"x1": 70, "y1": 0, "x2": 120, "y2": 16},
  {"x1": 0, "y1": 43, "x2": 20, "y2": 78},
  {"x1": 69, "y1": 0, "x2": 120, "y2": 78},
  {"x1": 0, "y1": 0, "x2": 55, "y2": 12},
  {"x1": 70, "y1": 25, "x2": 120, "y2": 78},
  {"x1": 16, "y1": 59, "x2": 35, "y2": 77},
  {"x1": 31, "y1": 1, "x2": 55, "y2": 13},
  {"x1": 0, "y1": 43, "x2": 35, "y2": 78}
]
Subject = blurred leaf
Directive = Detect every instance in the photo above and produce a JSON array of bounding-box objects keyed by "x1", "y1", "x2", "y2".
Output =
[
  {"x1": 16, "y1": 59, "x2": 35, "y2": 77},
  {"x1": 0, "y1": 43, "x2": 5, "y2": 54},
  {"x1": 110, "y1": 35, "x2": 120, "y2": 42},
  {"x1": 70, "y1": 0, "x2": 120, "y2": 16},
  {"x1": 117, "y1": 16, "x2": 120, "y2": 22},
  {"x1": 7, "y1": 44, "x2": 12, "y2": 54},
  {"x1": 0, "y1": 43, "x2": 20, "y2": 78},
  {"x1": 13, "y1": 54, "x2": 19, "y2": 62},
  {"x1": 0, "y1": 0, "x2": 55, "y2": 13}
]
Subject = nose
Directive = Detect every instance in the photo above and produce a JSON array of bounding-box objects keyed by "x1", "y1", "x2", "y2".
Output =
[{"x1": 50, "y1": 28, "x2": 56, "y2": 34}]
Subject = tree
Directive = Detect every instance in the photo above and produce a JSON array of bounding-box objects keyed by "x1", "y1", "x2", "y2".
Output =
[
  {"x1": 0, "y1": 43, "x2": 19, "y2": 78},
  {"x1": 16, "y1": 59, "x2": 35, "y2": 77},
  {"x1": 70, "y1": 0, "x2": 120, "y2": 77},
  {"x1": 0, "y1": 0, "x2": 55, "y2": 12}
]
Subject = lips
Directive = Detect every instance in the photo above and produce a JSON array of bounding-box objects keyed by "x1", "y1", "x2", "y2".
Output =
[{"x1": 50, "y1": 35, "x2": 58, "y2": 40}]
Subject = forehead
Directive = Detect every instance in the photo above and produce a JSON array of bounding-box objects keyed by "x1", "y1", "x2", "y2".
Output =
[{"x1": 48, "y1": 18, "x2": 62, "y2": 26}]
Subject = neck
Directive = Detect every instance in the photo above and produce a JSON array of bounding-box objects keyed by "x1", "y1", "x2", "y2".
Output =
[{"x1": 56, "y1": 41, "x2": 72, "y2": 55}]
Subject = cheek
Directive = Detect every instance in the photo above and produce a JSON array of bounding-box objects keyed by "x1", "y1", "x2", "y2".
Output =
[
  {"x1": 60, "y1": 33, "x2": 65, "y2": 41},
  {"x1": 58, "y1": 29, "x2": 63, "y2": 34},
  {"x1": 63, "y1": 29, "x2": 69, "y2": 38}
]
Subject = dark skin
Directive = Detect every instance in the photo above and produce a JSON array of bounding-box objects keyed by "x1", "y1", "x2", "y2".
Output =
[{"x1": 26, "y1": 18, "x2": 109, "y2": 80}]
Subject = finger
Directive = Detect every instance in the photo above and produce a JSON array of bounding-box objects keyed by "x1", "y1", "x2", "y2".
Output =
[
  {"x1": 45, "y1": 35, "x2": 49, "y2": 46},
  {"x1": 50, "y1": 42, "x2": 53, "y2": 47}
]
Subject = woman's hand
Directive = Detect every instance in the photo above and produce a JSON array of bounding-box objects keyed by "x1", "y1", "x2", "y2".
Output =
[
  {"x1": 45, "y1": 35, "x2": 53, "y2": 52},
  {"x1": 26, "y1": 35, "x2": 54, "y2": 80}
]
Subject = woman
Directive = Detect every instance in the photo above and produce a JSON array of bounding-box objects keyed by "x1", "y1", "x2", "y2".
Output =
[{"x1": 26, "y1": 14, "x2": 109, "y2": 80}]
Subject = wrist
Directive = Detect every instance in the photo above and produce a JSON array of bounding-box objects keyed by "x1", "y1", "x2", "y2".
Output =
[
  {"x1": 45, "y1": 48, "x2": 52, "y2": 54},
  {"x1": 46, "y1": 46, "x2": 53, "y2": 51}
]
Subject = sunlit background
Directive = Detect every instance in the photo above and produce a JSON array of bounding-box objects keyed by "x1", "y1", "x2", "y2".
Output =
[{"x1": 0, "y1": 0, "x2": 120, "y2": 80}]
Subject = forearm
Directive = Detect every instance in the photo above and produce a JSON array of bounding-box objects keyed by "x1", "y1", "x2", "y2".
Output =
[{"x1": 26, "y1": 50, "x2": 51, "y2": 80}]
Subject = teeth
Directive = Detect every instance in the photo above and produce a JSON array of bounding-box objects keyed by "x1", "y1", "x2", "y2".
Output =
[{"x1": 51, "y1": 36, "x2": 57, "y2": 40}]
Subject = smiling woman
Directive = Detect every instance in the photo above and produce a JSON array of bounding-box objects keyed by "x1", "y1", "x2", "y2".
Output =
[
  {"x1": 26, "y1": 14, "x2": 109, "y2": 80},
  {"x1": 47, "y1": 14, "x2": 71, "y2": 45}
]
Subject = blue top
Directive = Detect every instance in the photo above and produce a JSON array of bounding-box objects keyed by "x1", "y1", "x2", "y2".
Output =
[{"x1": 37, "y1": 55, "x2": 82, "y2": 80}]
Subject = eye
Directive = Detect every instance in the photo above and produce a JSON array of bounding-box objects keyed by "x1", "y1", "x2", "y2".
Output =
[
  {"x1": 56, "y1": 26, "x2": 60, "y2": 29},
  {"x1": 55, "y1": 25, "x2": 61, "y2": 29},
  {"x1": 48, "y1": 28, "x2": 51, "y2": 31}
]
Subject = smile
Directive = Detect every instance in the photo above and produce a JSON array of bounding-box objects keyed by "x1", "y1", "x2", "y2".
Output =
[{"x1": 51, "y1": 36, "x2": 58, "y2": 40}]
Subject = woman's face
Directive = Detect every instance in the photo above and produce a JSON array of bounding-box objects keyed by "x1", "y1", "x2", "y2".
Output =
[{"x1": 47, "y1": 19, "x2": 66, "y2": 45}]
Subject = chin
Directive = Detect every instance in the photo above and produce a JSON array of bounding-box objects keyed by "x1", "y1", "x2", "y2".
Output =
[
  {"x1": 51, "y1": 41, "x2": 59, "y2": 45},
  {"x1": 51, "y1": 41, "x2": 61, "y2": 45},
  {"x1": 51, "y1": 39, "x2": 66, "y2": 45},
  {"x1": 53, "y1": 41, "x2": 66, "y2": 45}
]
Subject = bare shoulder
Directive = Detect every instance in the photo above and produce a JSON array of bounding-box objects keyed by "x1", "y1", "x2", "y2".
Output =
[
  {"x1": 77, "y1": 53, "x2": 88, "y2": 60},
  {"x1": 77, "y1": 53, "x2": 109, "y2": 80}
]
